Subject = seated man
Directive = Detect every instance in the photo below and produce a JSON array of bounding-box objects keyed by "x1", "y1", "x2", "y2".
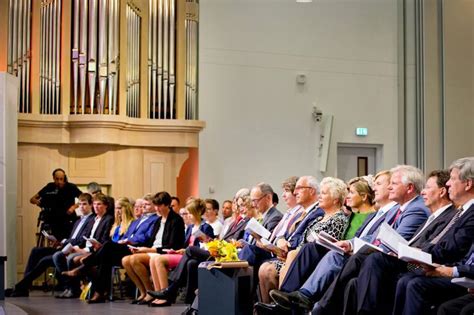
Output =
[
  {"x1": 256, "y1": 175, "x2": 323, "y2": 305},
  {"x1": 267, "y1": 170, "x2": 397, "y2": 311},
  {"x1": 6, "y1": 193, "x2": 95, "y2": 297},
  {"x1": 204, "y1": 199, "x2": 223, "y2": 236},
  {"x1": 394, "y1": 243, "x2": 474, "y2": 315},
  {"x1": 63, "y1": 193, "x2": 159, "y2": 303}
]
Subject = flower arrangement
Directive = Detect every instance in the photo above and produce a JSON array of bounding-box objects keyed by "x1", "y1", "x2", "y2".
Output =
[{"x1": 206, "y1": 239, "x2": 239, "y2": 262}]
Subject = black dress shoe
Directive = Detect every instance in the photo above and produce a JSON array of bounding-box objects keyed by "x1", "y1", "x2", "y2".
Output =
[
  {"x1": 270, "y1": 289, "x2": 313, "y2": 311},
  {"x1": 136, "y1": 299, "x2": 153, "y2": 305},
  {"x1": 87, "y1": 293, "x2": 106, "y2": 304},
  {"x1": 254, "y1": 302, "x2": 290, "y2": 315},
  {"x1": 148, "y1": 300, "x2": 172, "y2": 307},
  {"x1": 87, "y1": 297, "x2": 106, "y2": 304},
  {"x1": 6, "y1": 289, "x2": 29, "y2": 297},
  {"x1": 130, "y1": 298, "x2": 143, "y2": 304},
  {"x1": 147, "y1": 288, "x2": 176, "y2": 301}
]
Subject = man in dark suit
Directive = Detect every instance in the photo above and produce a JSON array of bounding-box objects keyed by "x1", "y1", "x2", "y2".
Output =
[
  {"x1": 250, "y1": 182, "x2": 282, "y2": 233},
  {"x1": 53, "y1": 193, "x2": 114, "y2": 298},
  {"x1": 239, "y1": 176, "x2": 323, "y2": 268},
  {"x1": 6, "y1": 193, "x2": 96, "y2": 297},
  {"x1": 268, "y1": 170, "x2": 397, "y2": 310},
  {"x1": 341, "y1": 169, "x2": 458, "y2": 314},
  {"x1": 392, "y1": 157, "x2": 474, "y2": 315},
  {"x1": 395, "y1": 244, "x2": 474, "y2": 315},
  {"x1": 312, "y1": 165, "x2": 430, "y2": 315}
]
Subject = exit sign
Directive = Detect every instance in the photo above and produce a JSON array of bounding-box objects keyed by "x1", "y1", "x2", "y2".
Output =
[{"x1": 356, "y1": 128, "x2": 368, "y2": 136}]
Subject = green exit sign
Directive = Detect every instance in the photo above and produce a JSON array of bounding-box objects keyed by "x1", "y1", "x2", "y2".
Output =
[{"x1": 356, "y1": 128, "x2": 368, "y2": 136}]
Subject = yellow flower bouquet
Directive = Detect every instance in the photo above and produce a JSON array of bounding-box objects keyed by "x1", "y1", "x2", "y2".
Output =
[{"x1": 206, "y1": 239, "x2": 239, "y2": 262}]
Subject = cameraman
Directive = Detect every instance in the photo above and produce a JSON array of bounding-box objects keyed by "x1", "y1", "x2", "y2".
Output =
[{"x1": 30, "y1": 168, "x2": 82, "y2": 241}]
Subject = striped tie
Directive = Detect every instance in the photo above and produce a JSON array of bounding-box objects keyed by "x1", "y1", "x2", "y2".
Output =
[{"x1": 430, "y1": 207, "x2": 463, "y2": 245}]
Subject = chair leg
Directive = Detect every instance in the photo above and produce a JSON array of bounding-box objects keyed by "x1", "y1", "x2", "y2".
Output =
[{"x1": 109, "y1": 267, "x2": 115, "y2": 301}]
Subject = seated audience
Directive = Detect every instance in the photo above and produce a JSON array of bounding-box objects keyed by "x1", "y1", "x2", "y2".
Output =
[
  {"x1": 220, "y1": 199, "x2": 233, "y2": 223},
  {"x1": 63, "y1": 193, "x2": 159, "y2": 303},
  {"x1": 204, "y1": 199, "x2": 223, "y2": 236},
  {"x1": 6, "y1": 193, "x2": 96, "y2": 297},
  {"x1": 258, "y1": 177, "x2": 349, "y2": 305},
  {"x1": 122, "y1": 191, "x2": 185, "y2": 305},
  {"x1": 146, "y1": 189, "x2": 252, "y2": 305},
  {"x1": 171, "y1": 196, "x2": 180, "y2": 213},
  {"x1": 310, "y1": 165, "x2": 431, "y2": 314},
  {"x1": 147, "y1": 198, "x2": 214, "y2": 306}
]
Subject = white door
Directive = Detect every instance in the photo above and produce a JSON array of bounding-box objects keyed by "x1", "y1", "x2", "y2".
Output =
[{"x1": 337, "y1": 145, "x2": 377, "y2": 182}]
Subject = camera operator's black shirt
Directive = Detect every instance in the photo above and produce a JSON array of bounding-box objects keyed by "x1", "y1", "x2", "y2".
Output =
[{"x1": 37, "y1": 182, "x2": 82, "y2": 219}]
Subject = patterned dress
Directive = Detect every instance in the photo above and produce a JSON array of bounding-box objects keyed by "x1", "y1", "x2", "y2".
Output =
[
  {"x1": 272, "y1": 209, "x2": 349, "y2": 273},
  {"x1": 300, "y1": 210, "x2": 349, "y2": 247}
]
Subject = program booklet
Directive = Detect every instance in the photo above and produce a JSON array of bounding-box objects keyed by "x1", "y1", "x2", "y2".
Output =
[
  {"x1": 245, "y1": 218, "x2": 271, "y2": 240},
  {"x1": 61, "y1": 243, "x2": 74, "y2": 255},
  {"x1": 397, "y1": 243, "x2": 438, "y2": 267},
  {"x1": 314, "y1": 231, "x2": 345, "y2": 255},
  {"x1": 192, "y1": 229, "x2": 211, "y2": 242},
  {"x1": 260, "y1": 238, "x2": 286, "y2": 257},
  {"x1": 353, "y1": 237, "x2": 383, "y2": 254},
  {"x1": 42, "y1": 230, "x2": 57, "y2": 242},
  {"x1": 377, "y1": 222, "x2": 408, "y2": 254},
  {"x1": 82, "y1": 236, "x2": 101, "y2": 246}
]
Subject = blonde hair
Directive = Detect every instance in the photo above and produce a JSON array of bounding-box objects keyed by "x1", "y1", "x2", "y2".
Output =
[
  {"x1": 348, "y1": 177, "x2": 375, "y2": 205},
  {"x1": 110, "y1": 197, "x2": 135, "y2": 237},
  {"x1": 186, "y1": 198, "x2": 206, "y2": 224}
]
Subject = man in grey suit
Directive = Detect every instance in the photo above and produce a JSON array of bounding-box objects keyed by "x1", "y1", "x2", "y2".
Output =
[{"x1": 250, "y1": 183, "x2": 282, "y2": 233}]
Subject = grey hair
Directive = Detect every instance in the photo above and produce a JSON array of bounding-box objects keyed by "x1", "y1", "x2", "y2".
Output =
[
  {"x1": 299, "y1": 175, "x2": 320, "y2": 193},
  {"x1": 450, "y1": 157, "x2": 474, "y2": 181},
  {"x1": 86, "y1": 182, "x2": 102, "y2": 194},
  {"x1": 234, "y1": 188, "x2": 250, "y2": 200},
  {"x1": 390, "y1": 165, "x2": 425, "y2": 194},
  {"x1": 255, "y1": 182, "x2": 274, "y2": 196},
  {"x1": 320, "y1": 177, "x2": 348, "y2": 206}
]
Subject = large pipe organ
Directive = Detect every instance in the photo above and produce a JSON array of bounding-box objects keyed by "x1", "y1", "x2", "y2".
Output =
[
  {"x1": 6, "y1": 0, "x2": 199, "y2": 119},
  {"x1": 1, "y1": 0, "x2": 203, "y2": 282}
]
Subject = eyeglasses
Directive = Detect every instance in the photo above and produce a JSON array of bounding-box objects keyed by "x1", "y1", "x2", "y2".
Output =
[
  {"x1": 251, "y1": 195, "x2": 267, "y2": 204},
  {"x1": 294, "y1": 186, "x2": 314, "y2": 191}
]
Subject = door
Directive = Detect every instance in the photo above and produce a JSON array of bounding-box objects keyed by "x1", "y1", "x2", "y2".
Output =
[{"x1": 337, "y1": 145, "x2": 377, "y2": 182}]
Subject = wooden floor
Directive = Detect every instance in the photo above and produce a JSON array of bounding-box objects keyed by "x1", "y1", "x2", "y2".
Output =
[{"x1": 2, "y1": 291, "x2": 188, "y2": 315}]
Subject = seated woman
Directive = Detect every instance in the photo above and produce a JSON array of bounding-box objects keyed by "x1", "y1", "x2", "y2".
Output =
[
  {"x1": 121, "y1": 192, "x2": 185, "y2": 304},
  {"x1": 111, "y1": 197, "x2": 135, "y2": 242},
  {"x1": 258, "y1": 177, "x2": 350, "y2": 303},
  {"x1": 145, "y1": 189, "x2": 253, "y2": 305},
  {"x1": 341, "y1": 176, "x2": 376, "y2": 239},
  {"x1": 147, "y1": 198, "x2": 214, "y2": 307}
]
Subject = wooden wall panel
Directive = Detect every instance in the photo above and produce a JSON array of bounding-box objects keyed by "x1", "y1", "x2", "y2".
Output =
[
  {"x1": 17, "y1": 158, "x2": 23, "y2": 209},
  {"x1": 16, "y1": 143, "x2": 189, "y2": 277},
  {"x1": 68, "y1": 150, "x2": 107, "y2": 178},
  {"x1": 16, "y1": 215, "x2": 23, "y2": 267}
]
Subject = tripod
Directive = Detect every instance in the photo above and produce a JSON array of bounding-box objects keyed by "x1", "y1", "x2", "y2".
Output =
[{"x1": 35, "y1": 209, "x2": 56, "y2": 292}]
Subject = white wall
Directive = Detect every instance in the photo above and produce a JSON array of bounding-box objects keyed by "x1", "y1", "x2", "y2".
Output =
[
  {"x1": 199, "y1": 0, "x2": 400, "y2": 203},
  {"x1": 443, "y1": 0, "x2": 474, "y2": 164},
  {"x1": 0, "y1": 73, "x2": 18, "y2": 286}
]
